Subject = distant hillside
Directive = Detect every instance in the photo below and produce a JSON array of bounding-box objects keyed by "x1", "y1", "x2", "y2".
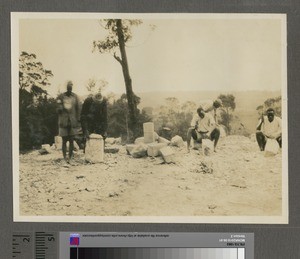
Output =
[{"x1": 136, "y1": 90, "x2": 281, "y2": 133}]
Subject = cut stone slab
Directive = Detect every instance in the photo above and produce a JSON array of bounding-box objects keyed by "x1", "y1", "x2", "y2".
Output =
[
  {"x1": 144, "y1": 132, "x2": 155, "y2": 143},
  {"x1": 54, "y1": 136, "x2": 62, "y2": 150},
  {"x1": 131, "y1": 143, "x2": 148, "y2": 158},
  {"x1": 159, "y1": 146, "x2": 175, "y2": 163},
  {"x1": 170, "y1": 135, "x2": 184, "y2": 147},
  {"x1": 158, "y1": 136, "x2": 170, "y2": 145},
  {"x1": 147, "y1": 142, "x2": 168, "y2": 157},
  {"x1": 143, "y1": 122, "x2": 155, "y2": 143},
  {"x1": 85, "y1": 135, "x2": 104, "y2": 163}
]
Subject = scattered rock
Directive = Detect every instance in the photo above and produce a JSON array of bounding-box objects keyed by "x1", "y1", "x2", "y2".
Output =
[
  {"x1": 200, "y1": 161, "x2": 213, "y2": 174},
  {"x1": 230, "y1": 179, "x2": 247, "y2": 189},
  {"x1": 38, "y1": 148, "x2": 49, "y2": 155},
  {"x1": 122, "y1": 210, "x2": 131, "y2": 216},
  {"x1": 208, "y1": 204, "x2": 217, "y2": 210},
  {"x1": 147, "y1": 142, "x2": 168, "y2": 157},
  {"x1": 104, "y1": 147, "x2": 119, "y2": 154},
  {"x1": 108, "y1": 192, "x2": 119, "y2": 197},
  {"x1": 170, "y1": 135, "x2": 184, "y2": 147},
  {"x1": 126, "y1": 144, "x2": 137, "y2": 155},
  {"x1": 131, "y1": 143, "x2": 148, "y2": 158},
  {"x1": 159, "y1": 146, "x2": 175, "y2": 163}
]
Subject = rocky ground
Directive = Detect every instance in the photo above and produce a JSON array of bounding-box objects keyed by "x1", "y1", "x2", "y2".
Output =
[{"x1": 19, "y1": 135, "x2": 282, "y2": 217}]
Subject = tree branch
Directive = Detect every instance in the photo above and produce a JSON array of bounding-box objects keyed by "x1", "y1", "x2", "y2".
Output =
[{"x1": 113, "y1": 52, "x2": 123, "y2": 66}]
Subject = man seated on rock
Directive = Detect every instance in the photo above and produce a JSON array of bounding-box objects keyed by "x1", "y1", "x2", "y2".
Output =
[
  {"x1": 187, "y1": 107, "x2": 220, "y2": 153},
  {"x1": 199, "y1": 99, "x2": 222, "y2": 122},
  {"x1": 256, "y1": 108, "x2": 282, "y2": 151}
]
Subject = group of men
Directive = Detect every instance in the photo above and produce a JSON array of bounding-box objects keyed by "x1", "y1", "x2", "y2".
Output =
[
  {"x1": 186, "y1": 100, "x2": 282, "y2": 153},
  {"x1": 56, "y1": 81, "x2": 282, "y2": 163},
  {"x1": 56, "y1": 81, "x2": 108, "y2": 164}
]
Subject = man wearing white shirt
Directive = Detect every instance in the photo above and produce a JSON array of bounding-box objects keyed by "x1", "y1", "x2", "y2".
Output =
[
  {"x1": 256, "y1": 108, "x2": 282, "y2": 151},
  {"x1": 199, "y1": 99, "x2": 222, "y2": 122},
  {"x1": 187, "y1": 107, "x2": 220, "y2": 152}
]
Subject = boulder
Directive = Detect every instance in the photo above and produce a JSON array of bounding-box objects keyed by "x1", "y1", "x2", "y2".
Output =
[
  {"x1": 147, "y1": 142, "x2": 168, "y2": 157},
  {"x1": 126, "y1": 144, "x2": 137, "y2": 155},
  {"x1": 85, "y1": 134, "x2": 104, "y2": 163},
  {"x1": 170, "y1": 135, "x2": 184, "y2": 147},
  {"x1": 159, "y1": 146, "x2": 175, "y2": 163},
  {"x1": 131, "y1": 143, "x2": 148, "y2": 158}
]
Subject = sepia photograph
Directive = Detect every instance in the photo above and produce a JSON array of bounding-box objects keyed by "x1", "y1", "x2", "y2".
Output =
[{"x1": 12, "y1": 13, "x2": 288, "y2": 223}]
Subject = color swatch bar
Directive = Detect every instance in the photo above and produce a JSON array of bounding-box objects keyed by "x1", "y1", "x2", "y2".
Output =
[{"x1": 70, "y1": 248, "x2": 245, "y2": 259}]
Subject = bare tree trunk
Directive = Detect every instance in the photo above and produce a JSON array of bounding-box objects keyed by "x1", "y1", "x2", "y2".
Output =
[{"x1": 116, "y1": 19, "x2": 138, "y2": 135}]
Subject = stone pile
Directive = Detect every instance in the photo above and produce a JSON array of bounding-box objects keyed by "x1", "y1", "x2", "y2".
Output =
[{"x1": 126, "y1": 122, "x2": 185, "y2": 163}]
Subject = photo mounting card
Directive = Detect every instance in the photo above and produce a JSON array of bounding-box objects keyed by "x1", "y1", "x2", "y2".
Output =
[{"x1": 11, "y1": 12, "x2": 288, "y2": 223}]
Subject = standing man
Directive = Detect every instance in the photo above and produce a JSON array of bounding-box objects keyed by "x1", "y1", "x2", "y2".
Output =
[
  {"x1": 256, "y1": 108, "x2": 282, "y2": 151},
  {"x1": 187, "y1": 107, "x2": 220, "y2": 152},
  {"x1": 57, "y1": 81, "x2": 80, "y2": 164},
  {"x1": 80, "y1": 92, "x2": 108, "y2": 149}
]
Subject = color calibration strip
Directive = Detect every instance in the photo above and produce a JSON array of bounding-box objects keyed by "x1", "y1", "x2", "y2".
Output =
[{"x1": 70, "y1": 248, "x2": 245, "y2": 259}]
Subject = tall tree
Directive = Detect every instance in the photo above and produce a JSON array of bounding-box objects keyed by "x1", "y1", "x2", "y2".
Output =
[
  {"x1": 19, "y1": 52, "x2": 55, "y2": 150},
  {"x1": 93, "y1": 19, "x2": 142, "y2": 134},
  {"x1": 19, "y1": 51, "x2": 53, "y2": 97}
]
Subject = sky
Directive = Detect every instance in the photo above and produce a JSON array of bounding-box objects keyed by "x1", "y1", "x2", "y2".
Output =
[{"x1": 18, "y1": 14, "x2": 285, "y2": 97}]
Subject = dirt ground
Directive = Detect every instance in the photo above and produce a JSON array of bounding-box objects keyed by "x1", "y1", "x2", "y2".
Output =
[{"x1": 19, "y1": 135, "x2": 282, "y2": 217}]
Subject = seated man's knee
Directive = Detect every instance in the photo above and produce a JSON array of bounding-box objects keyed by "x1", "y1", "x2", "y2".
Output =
[
  {"x1": 256, "y1": 131, "x2": 263, "y2": 138},
  {"x1": 211, "y1": 128, "x2": 220, "y2": 139},
  {"x1": 215, "y1": 128, "x2": 220, "y2": 136}
]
